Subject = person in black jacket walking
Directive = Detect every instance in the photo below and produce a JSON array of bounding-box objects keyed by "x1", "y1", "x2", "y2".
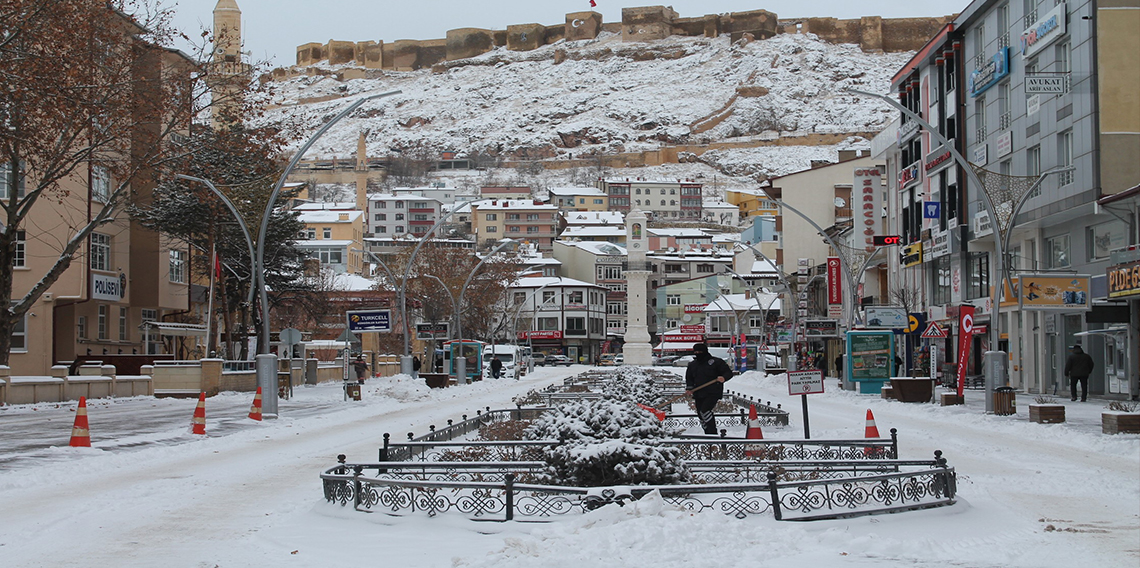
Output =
[
  {"x1": 1064, "y1": 344, "x2": 1095, "y2": 402},
  {"x1": 685, "y1": 343, "x2": 734, "y2": 435}
]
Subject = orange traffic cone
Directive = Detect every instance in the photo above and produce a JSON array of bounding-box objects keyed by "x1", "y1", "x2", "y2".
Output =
[
  {"x1": 864, "y1": 409, "x2": 883, "y2": 457},
  {"x1": 743, "y1": 404, "x2": 764, "y2": 457},
  {"x1": 69, "y1": 396, "x2": 92, "y2": 447},
  {"x1": 191, "y1": 392, "x2": 207, "y2": 435},
  {"x1": 248, "y1": 387, "x2": 263, "y2": 421}
]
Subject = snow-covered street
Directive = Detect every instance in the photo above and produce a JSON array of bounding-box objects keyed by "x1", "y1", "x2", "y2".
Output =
[{"x1": 0, "y1": 366, "x2": 1136, "y2": 568}]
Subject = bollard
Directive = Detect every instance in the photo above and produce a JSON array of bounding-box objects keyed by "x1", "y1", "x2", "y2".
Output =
[
  {"x1": 380, "y1": 434, "x2": 390, "y2": 462},
  {"x1": 766, "y1": 471, "x2": 783, "y2": 520},
  {"x1": 504, "y1": 473, "x2": 516, "y2": 521},
  {"x1": 336, "y1": 454, "x2": 347, "y2": 475}
]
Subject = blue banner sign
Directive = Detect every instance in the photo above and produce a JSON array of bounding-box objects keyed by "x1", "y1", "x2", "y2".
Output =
[{"x1": 347, "y1": 309, "x2": 392, "y2": 333}]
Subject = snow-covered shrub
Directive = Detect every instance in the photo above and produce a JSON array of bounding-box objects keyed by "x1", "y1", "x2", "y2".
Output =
[
  {"x1": 600, "y1": 367, "x2": 666, "y2": 406},
  {"x1": 542, "y1": 440, "x2": 691, "y2": 487},
  {"x1": 525, "y1": 399, "x2": 690, "y2": 486}
]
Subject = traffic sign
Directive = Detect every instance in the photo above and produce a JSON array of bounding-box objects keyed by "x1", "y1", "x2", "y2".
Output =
[
  {"x1": 921, "y1": 321, "x2": 948, "y2": 339},
  {"x1": 788, "y1": 370, "x2": 825, "y2": 395}
]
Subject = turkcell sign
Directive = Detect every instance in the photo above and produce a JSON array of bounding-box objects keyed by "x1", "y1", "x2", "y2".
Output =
[{"x1": 346, "y1": 309, "x2": 392, "y2": 333}]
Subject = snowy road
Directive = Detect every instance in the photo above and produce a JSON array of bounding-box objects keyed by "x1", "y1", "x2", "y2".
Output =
[{"x1": 0, "y1": 366, "x2": 1136, "y2": 568}]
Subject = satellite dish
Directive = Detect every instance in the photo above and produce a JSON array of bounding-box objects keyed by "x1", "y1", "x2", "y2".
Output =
[
  {"x1": 834, "y1": 197, "x2": 847, "y2": 208},
  {"x1": 682, "y1": 314, "x2": 692, "y2": 323}
]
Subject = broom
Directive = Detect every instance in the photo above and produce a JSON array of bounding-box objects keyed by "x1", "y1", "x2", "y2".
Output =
[{"x1": 654, "y1": 378, "x2": 723, "y2": 410}]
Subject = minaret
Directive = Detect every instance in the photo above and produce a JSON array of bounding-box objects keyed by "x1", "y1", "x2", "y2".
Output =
[
  {"x1": 209, "y1": 0, "x2": 250, "y2": 127},
  {"x1": 623, "y1": 209, "x2": 653, "y2": 365}
]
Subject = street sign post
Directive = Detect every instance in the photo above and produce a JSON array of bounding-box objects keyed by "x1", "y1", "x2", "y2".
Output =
[{"x1": 788, "y1": 369, "x2": 825, "y2": 438}]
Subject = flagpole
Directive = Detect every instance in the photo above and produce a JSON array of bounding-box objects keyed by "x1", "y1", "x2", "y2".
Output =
[{"x1": 205, "y1": 241, "x2": 216, "y2": 358}]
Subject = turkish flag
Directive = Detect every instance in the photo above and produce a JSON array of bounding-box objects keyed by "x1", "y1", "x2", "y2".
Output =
[
  {"x1": 955, "y1": 305, "x2": 975, "y2": 397},
  {"x1": 590, "y1": 0, "x2": 596, "y2": 7}
]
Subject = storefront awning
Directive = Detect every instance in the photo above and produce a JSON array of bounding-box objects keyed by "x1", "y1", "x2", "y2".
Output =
[
  {"x1": 655, "y1": 340, "x2": 699, "y2": 352},
  {"x1": 139, "y1": 322, "x2": 207, "y2": 337}
]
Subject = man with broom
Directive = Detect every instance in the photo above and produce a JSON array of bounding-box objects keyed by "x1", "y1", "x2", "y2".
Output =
[{"x1": 685, "y1": 343, "x2": 734, "y2": 435}]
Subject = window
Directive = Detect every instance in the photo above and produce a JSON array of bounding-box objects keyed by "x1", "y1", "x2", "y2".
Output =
[
  {"x1": 1055, "y1": 41, "x2": 1070, "y2": 91},
  {"x1": 91, "y1": 166, "x2": 110, "y2": 203},
  {"x1": 374, "y1": 213, "x2": 384, "y2": 221},
  {"x1": 322, "y1": 227, "x2": 332, "y2": 239},
  {"x1": 567, "y1": 291, "x2": 584, "y2": 304},
  {"x1": 526, "y1": 226, "x2": 540, "y2": 234},
  {"x1": 485, "y1": 214, "x2": 497, "y2": 221},
  {"x1": 537, "y1": 317, "x2": 559, "y2": 331},
  {"x1": 507, "y1": 213, "x2": 520, "y2": 221},
  {"x1": 119, "y1": 306, "x2": 128, "y2": 341},
  {"x1": 997, "y1": 3, "x2": 1010, "y2": 48},
  {"x1": 973, "y1": 25, "x2": 986, "y2": 65},
  {"x1": 1057, "y1": 130, "x2": 1073, "y2": 185},
  {"x1": 394, "y1": 213, "x2": 404, "y2": 221},
  {"x1": 513, "y1": 292, "x2": 526, "y2": 304},
  {"x1": 485, "y1": 226, "x2": 497, "y2": 233},
  {"x1": 305, "y1": 228, "x2": 316, "y2": 240},
  {"x1": 13, "y1": 230, "x2": 25, "y2": 267},
  {"x1": 594, "y1": 199, "x2": 603, "y2": 205},
  {"x1": 527, "y1": 213, "x2": 540, "y2": 220},
  {"x1": 395, "y1": 201, "x2": 404, "y2": 208},
  {"x1": 378, "y1": 226, "x2": 387, "y2": 233},
  {"x1": 1088, "y1": 220, "x2": 1128, "y2": 260},
  {"x1": 932, "y1": 256, "x2": 951, "y2": 306},
  {"x1": 0, "y1": 160, "x2": 25, "y2": 200},
  {"x1": 597, "y1": 265, "x2": 623, "y2": 280},
  {"x1": 635, "y1": 199, "x2": 642, "y2": 206},
  {"x1": 378, "y1": 201, "x2": 386, "y2": 209},
  {"x1": 508, "y1": 226, "x2": 520, "y2": 233},
  {"x1": 311, "y1": 248, "x2": 344, "y2": 264},
  {"x1": 142, "y1": 308, "x2": 157, "y2": 323},
  {"x1": 666, "y1": 294, "x2": 681, "y2": 306},
  {"x1": 660, "y1": 200, "x2": 665, "y2": 206},
  {"x1": 974, "y1": 96, "x2": 986, "y2": 141},
  {"x1": 1025, "y1": 145, "x2": 1042, "y2": 198},
  {"x1": 670, "y1": 189, "x2": 677, "y2": 195},
  {"x1": 77, "y1": 316, "x2": 87, "y2": 340},
  {"x1": 1046, "y1": 234, "x2": 1070, "y2": 268},
  {"x1": 1024, "y1": 0, "x2": 1038, "y2": 24},
  {"x1": 966, "y1": 252, "x2": 990, "y2": 300},
  {"x1": 91, "y1": 233, "x2": 111, "y2": 271},
  {"x1": 542, "y1": 291, "x2": 556, "y2": 304},
  {"x1": 98, "y1": 305, "x2": 107, "y2": 340},
  {"x1": 169, "y1": 250, "x2": 186, "y2": 283},
  {"x1": 395, "y1": 226, "x2": 404, "y2": 233},
  {"x1": 565, "y1": 317, "x2": 586, "y2": 335},
  {"x1": 412, "y1": 201, "x2": 428, "y2": 209},
  {"x1": 11, "y1": 304, "x2": 26, "y2": 351},
  {"x1": 607, "y1": 302, "x2": 626, "y2": 315},
  {"x1": 635, "y1": 188, "x2": 642, "y2": 195},
  {"x1": 997, "y1": 82, "x2": 1010, "y2": 129},
  {"x1": 749, "y1": 315, "x2": 766, "y2": 329}
]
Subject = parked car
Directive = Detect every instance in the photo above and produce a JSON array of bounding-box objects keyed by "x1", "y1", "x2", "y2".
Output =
[
  {"x1": 532, "y1": 353, "x2": 547, "y2": 366},
  {"x1": 613, "y1": 354, "x2": 625, "y2": 365},
  {"x1": 547, "y1": 354, "x2": 572, "y2": 366},
  {"x1": 599, "y1": 354, "x2": 616, "y2": 366},
  {"x1": 653, "y1": 355, "x2": 678, "y2": 366},
  {"x1": 672, "y1": 355, "x2": 695, "y2": 367}
]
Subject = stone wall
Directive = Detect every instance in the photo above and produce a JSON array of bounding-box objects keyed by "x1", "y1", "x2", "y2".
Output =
[{"x1": 282, "y1": 6, "x2": 953, "y2": 73}]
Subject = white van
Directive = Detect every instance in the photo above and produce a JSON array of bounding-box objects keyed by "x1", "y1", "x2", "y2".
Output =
[{"x1": 483, "y1": 345, "x2": 521, "y2": 379}]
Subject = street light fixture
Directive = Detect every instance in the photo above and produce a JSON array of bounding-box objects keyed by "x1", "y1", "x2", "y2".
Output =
[
  {"x1": 253, "y1": 90, "x2": 400, "y2": 416},
  {"x1": 455, "y1": 238, "x2": 518, "y2": 344}
]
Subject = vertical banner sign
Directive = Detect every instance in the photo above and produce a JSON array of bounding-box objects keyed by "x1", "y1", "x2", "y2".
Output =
[
  {"x1": 855, "y1": 168, "x2": 883, "y2": 252},
  {"x1": 827, "y1": 257, "x2": 842, "y2": 305},
  {"x1": 955, "y1": 305, "x2": 976, "y2": 397}
]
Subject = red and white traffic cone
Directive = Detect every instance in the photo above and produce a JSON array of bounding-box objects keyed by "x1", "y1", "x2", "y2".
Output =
[
  {"x1": 69, "y1": 396, "x2": 92, "y2": 447},
  {"x1": 864, "y1": 409, "x2": 883, "y2": 457},
  {"x1": 248, "y1": 387, "x2": 263, "y2": 421},
  {"x1": 743, "y1": 404, "x2": 764, "y2": 457},
  {"x1": 191, "y1": 392, "x2": 207, "y2": 435}
]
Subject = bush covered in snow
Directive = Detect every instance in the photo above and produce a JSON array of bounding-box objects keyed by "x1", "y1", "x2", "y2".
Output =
[
  {"x1": 600, "y1": 367, "x2": 667, "y2": 407},
  {"x1": 525, "y1": 399, "x2": 690, "y2": 486}
]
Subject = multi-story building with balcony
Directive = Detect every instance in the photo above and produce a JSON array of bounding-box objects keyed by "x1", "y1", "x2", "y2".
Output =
[
  {"x1": 367, "y1": 194, "x2": 442, "y2": 238},
  {"x1": 551, "y1": 241, "x2": 628, "y2": 338},
  {"x1": 548, "y1": 187, "x2": 608, "y2": 211},
  {"x1": 506, "y1": 276, "x2": 608, "y2": 363},
  {"x1": 471, "y1": 200, "x2": 560, "y2": 251},
  {"x1": 597, "y1": 177, "x2": 703, "y2": 220},
  {"x1": 296, "y1": 210, "x2": 365, "y2": 275}
]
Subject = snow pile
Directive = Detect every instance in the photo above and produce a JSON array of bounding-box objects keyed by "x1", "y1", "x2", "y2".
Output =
[
  {"x1": 258, "y1": 32, "x2": 909, "y2": 171},
  {"x1": 366, "y1": 373, "x2": 432, "y2": 401}
]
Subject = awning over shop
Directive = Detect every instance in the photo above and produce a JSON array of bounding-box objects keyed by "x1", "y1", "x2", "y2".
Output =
[
  {"x1": 139, "y1": 322, "x2": 206, "y2": 337},
  {"x1": 654, "y1": 340, "x2": 699, "y2": 352}
]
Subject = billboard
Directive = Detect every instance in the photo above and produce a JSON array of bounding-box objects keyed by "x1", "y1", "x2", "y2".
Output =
[
  {"x1": 346, "y1": 309, "x2": 392, "y2": 333},
  {"x1": 1017, "y1": 275, "x2": 1091, "y2": 311},
  {"x1": 415, "y1": 322, "x2": 450, "y2": 340},
  {"x1": 864, "y1": 306, "x2": 908, "y2": 328}
]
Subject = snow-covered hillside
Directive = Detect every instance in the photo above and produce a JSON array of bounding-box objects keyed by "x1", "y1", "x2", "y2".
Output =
[{"x1": 258, "y1": 31, "x2": 910, "y2": 180}]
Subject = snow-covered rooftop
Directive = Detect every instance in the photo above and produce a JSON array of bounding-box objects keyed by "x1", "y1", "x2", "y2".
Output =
[
  {"x1": 562, "y1": 211, "x2": 624, "y2": 225},
  {"x1": 473, "y1": 199, "x2": 556, "y2": 211},
  {"x1": 297, "y1": 211, "x2": 362, "y2": 223},
  {"x1": 562, "y1": 226, "x2": 625, "y2": 238},
  {"x1": 548, "y1": 187, "x2": 606, "y2": 196},
  {"x1": 293, "y1": 201, "x2": 357, "y2": 211},
  {"x1": 555, "y1": 240, "x2": 627, "y2": 256}
]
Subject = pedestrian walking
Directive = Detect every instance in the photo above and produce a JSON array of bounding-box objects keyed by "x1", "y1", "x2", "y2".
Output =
[
  {"x1": 351, "y1": 356, "x2": 368, "y2": 382},
  {"x1": 490, "y1": 356, "x2": 503, "y2": 379},
  {"x1": 412, "y1": 356, "x2": 421, "y2": 379},
  {"x1": 685, "y1": 343, "x2": 734, "y2": 435},
  {"x1": 1064, "y1": 344, "x2": 1094, "y2": 402},
  {"x1": 835, "y1": 353, "x2": 844, "y2": 380}
]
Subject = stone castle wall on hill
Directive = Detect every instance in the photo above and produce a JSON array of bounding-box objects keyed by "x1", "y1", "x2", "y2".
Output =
[{"x1": 283, "y1": 5, "x2": 951, "y2": 75}]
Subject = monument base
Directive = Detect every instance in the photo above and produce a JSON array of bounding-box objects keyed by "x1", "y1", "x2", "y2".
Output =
[{"x1": 623, "y1": 343, "x2": 654, "y2": 366}]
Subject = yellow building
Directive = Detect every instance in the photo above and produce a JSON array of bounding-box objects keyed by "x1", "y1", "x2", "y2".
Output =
[
  {"x1": 548, "y1": 187, "x2": 609, "y2": 211},
  {"x1": 726, "y1": 188, "x2": 779, "y2": 218},
  {"x1": 471, "y1": 200, "x2": 560, "y2": 251},
  {"x1": 295, "y1": 208, "x2": 366, "y2": 275}
]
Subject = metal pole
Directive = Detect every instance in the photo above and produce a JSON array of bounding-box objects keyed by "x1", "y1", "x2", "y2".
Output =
[
  {"x1": 847, "y1": 88, "x2": 1072, "y2": 412},
  {"x1": 176, "y1": 174, "x2": 258, "y2": 352},
  {"x1": 736, "y1": 242, "x2": 799, "y2": 370},
  {"x1": 456, "y1": 239, "x2": 517, "y2": 346},
  {"x1": 397, "y1": 197, "x2": 482, "y2": 374},
  {"x1": 252, "y1": 91, "x2": 400, "y2": 415},
  {"x1": 424, "y1": 274, "x2": 465, "y2": 383}
]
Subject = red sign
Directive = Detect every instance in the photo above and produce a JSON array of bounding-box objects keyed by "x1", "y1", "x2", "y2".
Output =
[
  {"x1": 972, "y1": 324, "x2": 987, "y2": 335},
  {"x1": 666, "y1": 334, "x2": 705, "y2": 342},
  {"x1": 517, "y1": 330, "x2": 563, "y2": 340},
  {"x1": 955, "y1": 305, "x2": 975, "y2": 397},
  {"x1": 827, "y1": 257, "x2": 842, "y2": 304},
  {"x1": 679, "y1": 325, "x2": 705, "y2": 333},
  {"x1": 684, "y1": 304, "x2": 708, "y2": 313}
]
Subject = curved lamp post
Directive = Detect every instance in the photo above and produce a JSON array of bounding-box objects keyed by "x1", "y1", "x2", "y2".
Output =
[
  {"x1": 847, "y1": 87, "x2": 1071, "y2": 411},
  {"x1": 252, "y1": 90, "x2": 400, "y2": 416},
  {"x1": 455, "y1": 238, "x2": 518, "y2": 344},
  {"x1": 176, "y1": 174, "x2": 257, "y2": 349}
]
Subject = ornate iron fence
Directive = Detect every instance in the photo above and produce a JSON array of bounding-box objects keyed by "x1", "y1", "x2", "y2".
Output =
[{"x1": 323, "y1": 451, "x2": 954, "y2": 522}]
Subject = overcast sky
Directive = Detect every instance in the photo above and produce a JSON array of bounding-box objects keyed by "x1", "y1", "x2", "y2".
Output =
[{"x1": 169, "y1": 0, "x2": 960, "y2": 67}]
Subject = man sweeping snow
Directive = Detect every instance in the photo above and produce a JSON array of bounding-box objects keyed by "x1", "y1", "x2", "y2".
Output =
[{"x1": 685, "y1": 343, "x2": 734, "y2": 435}]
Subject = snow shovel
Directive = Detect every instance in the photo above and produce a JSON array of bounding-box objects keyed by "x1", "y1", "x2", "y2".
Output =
[{"x1": 654, "y1": 378, "x2": 721, "y2": 411}]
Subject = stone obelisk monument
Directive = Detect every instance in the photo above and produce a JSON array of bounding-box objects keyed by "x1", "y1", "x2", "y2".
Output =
[{"x1": 623, "y1": 209, "x2": 653, "y2": 365}]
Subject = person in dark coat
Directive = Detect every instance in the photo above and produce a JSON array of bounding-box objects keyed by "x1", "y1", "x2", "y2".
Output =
[
  {"x1": 352, "y1": 356, "x2": 369, "y2": 382},
  {"x1": 412, "y1": 356, "x2": 421, "y2": 379},
  {"x1": 490, "y1": 356, "x2": 503, "y2": 379},
  {"x1": 835, "y1": 353, "x2": 844, "y2": 380},
  {"x1": 1064, "y1": 344, "x2": 1095, "y2": 402},
  {"x1": 685, "y1": 343, "x2": 734, "y2": 435}
]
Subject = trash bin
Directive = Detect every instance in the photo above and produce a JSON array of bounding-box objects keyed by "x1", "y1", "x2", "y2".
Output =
[
  {"x1": 344, "y1": 380, "x2": 361, "y2": 401},
  {"x1": 994, "y1": 386, "x2": 1016, "y2": 415}
]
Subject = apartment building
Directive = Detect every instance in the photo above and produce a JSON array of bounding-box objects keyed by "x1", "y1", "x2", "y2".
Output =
[
  {"x1": 471, "y1": 200, "x2": 560, "y2": 250},
  {"x1": 367, "y1": 194, "x2": 442, "y2": 238},
  {"x1": 295, "y1": 210, "x2": 364, "y2": 275},
  {"x1": 597, "y1": 178, "x2": 703, "y2": 220},
  {"x1": 507, "y1": 276, "x2": 608, "y2": 363}
]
